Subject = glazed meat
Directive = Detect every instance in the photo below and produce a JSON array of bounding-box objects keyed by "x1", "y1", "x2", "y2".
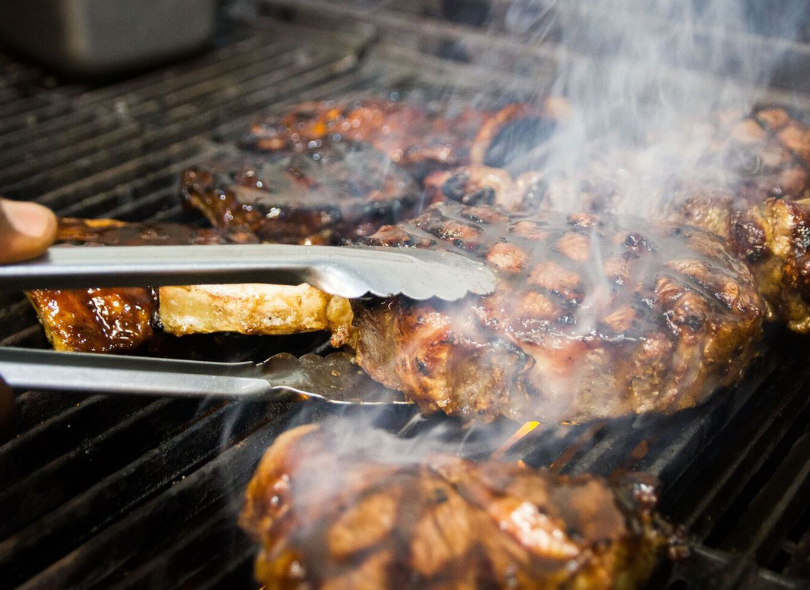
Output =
[
  {"x1": 181, "y1": 143, "x2": 422, "y2": 245},
  {"x1": 424, "y1": 107, "x2": 810, "y2": 332},
  {"x1": 246, "y1": 96, "x2": 570, "y2": 178},
  {"x1": 350, "y1": 202, "x2": 763, "y2": 423},
  {"x1": 26, "y1": 218, "x2": 229, "y2": 353},
  {"x1": 604, "y1": 108, "x2": 810, "y2": 332},
  {"x1": 240, "y1": 424, "x2": 681, "y2": 590},
  {"x1": 27, "y1": 218, "x2": 352, "y2": 353}
]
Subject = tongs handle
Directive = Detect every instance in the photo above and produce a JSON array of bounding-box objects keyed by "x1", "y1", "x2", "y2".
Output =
[{"x1": 0, "y1": 347, "x2": 270, "y2": 401}]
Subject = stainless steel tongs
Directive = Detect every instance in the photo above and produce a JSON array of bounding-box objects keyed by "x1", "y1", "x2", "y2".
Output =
[
  {"x1": 0, "y1": 348, "x2": 409, "y2": 405},
  {"x1": 0, "y1": 243, "x2": 496, "y2": 300},
  {"x1": 0, "y1": 243, "x2": 496, "y2": 404}
]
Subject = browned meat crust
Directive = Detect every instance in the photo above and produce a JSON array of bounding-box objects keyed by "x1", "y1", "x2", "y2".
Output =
[
  {"x1": 27, "y1": 219, "x2": 353, "y2": 353},
  {"x1": 26, "y1": 219, "x2": 231, "y2": 353},
  {"x1": 424, "y1": 107, "x2": 810, "y2": 333},
  {"x1": 350, "y1": 202, "x2": 763, "y2": 423},
  {"x1": 181, "y1": 143, "x2": 423, "y2": 245},
  {"x1": 240, "y1": 424, "x2": 681, "y2": 590},
  {"x1": 601, "y1": 109, "x2": 810, "y2": 333},
  {"x1": 245, "y1": 96, "x2": 569, "y2": 177}
]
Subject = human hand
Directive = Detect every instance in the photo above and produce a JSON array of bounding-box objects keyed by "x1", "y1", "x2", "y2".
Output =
[{"x1": 0, "y1": 197, "x2": 57, "y2": 264}]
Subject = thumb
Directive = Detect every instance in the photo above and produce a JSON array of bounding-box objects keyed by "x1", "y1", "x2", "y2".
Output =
[{"x1": 0, "y1": 198, "x2": 57, "y2": 264}]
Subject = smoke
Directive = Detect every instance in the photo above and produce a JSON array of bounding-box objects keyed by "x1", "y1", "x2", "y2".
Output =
[{"x1": 500, "y1": 0, "x2": 809, "y2": 216}]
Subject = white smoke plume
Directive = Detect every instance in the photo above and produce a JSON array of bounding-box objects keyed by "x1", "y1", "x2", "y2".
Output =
[{"x1": 498, "y1": 0, "x2": 809, "y2": 215}]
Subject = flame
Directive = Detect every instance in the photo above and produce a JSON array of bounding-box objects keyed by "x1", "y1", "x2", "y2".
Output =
[{"x1": 491, "y1": 421, "x2": 541, "y2": 460}]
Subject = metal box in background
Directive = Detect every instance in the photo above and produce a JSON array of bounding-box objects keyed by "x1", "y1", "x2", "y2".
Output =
[{"x1": 0, "y1": 0, "x2": 217, "y2": 77}]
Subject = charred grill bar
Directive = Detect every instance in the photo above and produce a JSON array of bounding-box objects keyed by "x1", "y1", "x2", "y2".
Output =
[{"x1": 2, "y1": 3, "x2": 810, "y2": 588}]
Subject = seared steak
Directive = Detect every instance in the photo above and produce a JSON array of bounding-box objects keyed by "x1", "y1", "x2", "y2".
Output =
[
  {"x1": 246, "y1": 96, "x2": 570, "y2": 178},
  {"x1": 240, "y1": 424, "x2": 681, "y2": 590},
  {"x1": 424, "y1": 107, "x2": 810, "y2": 332},
  {"x1": 350, "y1": 202, "x2": 763, "y2": 423},
  {"x1": 181, "y1": 143, "x2": 422, "y2": 245}
]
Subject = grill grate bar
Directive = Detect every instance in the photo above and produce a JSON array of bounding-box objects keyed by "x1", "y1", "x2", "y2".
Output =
[
  {"x1": 127, "y1": 43, "x2": 306, "y2": 120},
  {"x1": 1, "y1": 323, "x2": 48, "y2": 348},
  {"x1": 783, "y1": 525, "x2": 810, "y2": 578},
  {"x1": 12, "y1": 54, "x2": 355, "y2": 208},
  {"x1": 74, "y1": 34, "x2": 290, "y2": 108},
  {"x1": 33, "y1": 141, "x2": 208, "y2": 212},
  {"x1": 718, "y1": 430, "x2": 810, "y2": 564},
  {"x1": 17, "y1": 406, "x2": 295, "y2": 590},
  {"x1": 0, "y1": 104, "x2": 100, "y2": 149},
  {"x1": 660, "y1": 343, "x2": 810, "y2": 539},
  {"x1": 181, "y1": 540, "x2": 256, "y2": 590},
  {"x1": 102, "y1": 186, "x2": 187, "y2": 222},
  {"x1": 0, "y1": 123, "x2": 144, "y2": 194},
  {"x1": 107, "y1": 504, "x2": 248, "y2": 590},
  {"x1": 0, "y1": 116, "x2": 139, "y2": 178},
  {"x1": 0, "y1": 396, "x2": 152, "y2": 483},
  {"x1": 49, "y1": 146, "x2": 214, "y2": 218},
  {"x1": 0, "y1": 400, "x2": 281, "y2": 587},
  {"x1": 11, "y1": 390, "x2": 97, "y2": 435},
  {"x1": 564, "y1": 415, "x2": 646, "y2": 476},
  {"x1": 0, "y1": 300, "x2": 39, "y2": 342},
  {"x1": 0, "y1": 398, "x2": 215, "y2": 539}
]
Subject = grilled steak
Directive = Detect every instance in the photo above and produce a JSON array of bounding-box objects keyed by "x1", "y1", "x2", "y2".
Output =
[
  {"x1": 350, "y1": 202, "x2": 763, "y2": 423},
  {"x1": 246, "y1": 96, "x2": 570, "y2": 178},
  {"x1": 181, "y1": 143, "x2": 422, "y2": 245},
  {"x1": 424, "y1": 107, "x2": 810, "y2": 332},
  {"x1": 27, "y1": 218, "x2": 352, "y2": 353},
  {"x1": 240, "y1": 424, "x2": 681, "y2": 590},
  {"x1": 598, "y1": 108, "x2": 810, "y2": 333}
]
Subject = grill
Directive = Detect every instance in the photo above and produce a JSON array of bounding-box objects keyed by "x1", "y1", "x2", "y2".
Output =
[{"x1": 2, "y1": 2, "x2": 810, "y2": 588}]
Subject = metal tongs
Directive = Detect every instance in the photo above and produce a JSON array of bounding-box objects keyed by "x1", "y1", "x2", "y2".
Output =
[{"x1": 0, "y1": 243, "x2": 497, "y2": 405}]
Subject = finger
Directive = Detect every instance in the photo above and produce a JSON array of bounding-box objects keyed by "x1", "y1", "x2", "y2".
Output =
[{"x1": 0, "y1": 198, "x2": 58, "y2": 264}]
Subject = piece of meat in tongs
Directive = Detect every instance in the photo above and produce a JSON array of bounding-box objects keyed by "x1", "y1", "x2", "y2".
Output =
[
  {"x1": 240, "y1": 424, "x2": 684, "y2": 589},
  {"x1": 2, "y1": 239, "x2": 495, "y2": 403},
  {"x1": 25, "y1": 218, "x2": 356, "y2": 353}
]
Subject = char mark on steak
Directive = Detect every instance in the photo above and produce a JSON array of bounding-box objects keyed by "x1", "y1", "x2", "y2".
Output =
[
  {"x1": 351, "y1": 202, "x2": 763, "y2": 423},
  {"x1": 240, "y1": 424, "x2": 682, "y2": 590}
]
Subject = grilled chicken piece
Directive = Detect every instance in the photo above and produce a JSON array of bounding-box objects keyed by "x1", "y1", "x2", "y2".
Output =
[
  {"x1": 181, "y1": 143, "x2": 423, "y2": 245},
  {"x1": 26, "y1": 218, "x2": 352, "y2": 353},
  {"x1": 240, "y1": 424, "x2": 681, "y2": 590},
  {"x1": 246, "y1": 96, "x2": 569, "y2": 178},
  {"x1": 350, "y1": 202, "x2": 763, "y2": 423}
]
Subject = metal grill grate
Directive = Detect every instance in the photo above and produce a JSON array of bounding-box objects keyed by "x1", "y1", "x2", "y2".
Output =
[{"x1": 1, "y1": 4, "x2": 810, "y2": 589}]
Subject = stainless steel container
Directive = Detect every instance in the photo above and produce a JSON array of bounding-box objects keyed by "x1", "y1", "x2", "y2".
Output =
[{"x1": 0, "y1": 0, "x2": 217, "y2": 77}]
